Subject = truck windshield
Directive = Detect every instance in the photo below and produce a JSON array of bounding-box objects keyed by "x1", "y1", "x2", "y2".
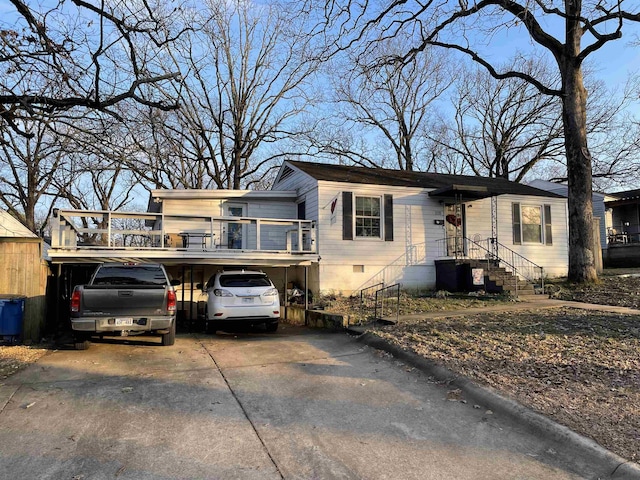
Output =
[{"x1": 92, "y1": 266, "x2": 167, "y2": 286}]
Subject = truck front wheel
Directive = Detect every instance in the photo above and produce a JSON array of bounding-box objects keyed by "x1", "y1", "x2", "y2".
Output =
[{"x1": 161, "y1": 320, "x2": 176, "y2": 346}]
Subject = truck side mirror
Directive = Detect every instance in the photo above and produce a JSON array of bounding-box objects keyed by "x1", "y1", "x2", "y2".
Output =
[{"x1": 196, "y1": 283, "x2": 203, "y2": 290}]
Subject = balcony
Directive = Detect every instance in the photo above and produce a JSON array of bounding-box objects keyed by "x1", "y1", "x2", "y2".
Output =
[{"x1": 48, "y1": 208, "x2": 318, "y2": 266}]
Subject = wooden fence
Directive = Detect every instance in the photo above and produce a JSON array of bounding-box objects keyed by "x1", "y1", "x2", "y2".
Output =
[{"x1": 0, "y1": 238, "x2": 51, "y2": 342}]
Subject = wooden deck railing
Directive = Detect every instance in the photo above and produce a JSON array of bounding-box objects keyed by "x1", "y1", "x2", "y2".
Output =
[{"x1": 50, "y1": 208, "x2": 316, "y2": 254}]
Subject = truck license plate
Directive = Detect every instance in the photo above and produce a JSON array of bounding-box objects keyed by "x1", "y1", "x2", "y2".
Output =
[{"x1": 115, "y1": 318, "x2": 133, "y2": 326}]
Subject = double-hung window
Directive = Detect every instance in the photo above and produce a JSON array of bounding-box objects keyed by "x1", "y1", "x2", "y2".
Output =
[
  {"x1": 342, "y1": 192, "x2": 394, "y2": 241},
  {"x1": 355, "y1": 196, "x2": 381, "y2": 238},
  {"x1": 512, "y1": 203, "x2": 552, "y2": 245}
]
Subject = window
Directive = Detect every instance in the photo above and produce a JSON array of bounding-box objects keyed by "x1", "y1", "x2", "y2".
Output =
[
  {"x1": 512, "y1": 203, "x2": 552, "y2": 245},
  {"x1": 343, "y1": 192, "x2": 393, "y2": 241},
  {"x1": 92, "y1": 265, "x2": 167, "y2": 286},
  {"x1": 522, "y1": 205, "x2": 542, "y2": 243},
  {"x1": 355, "y1": 196, "x2": 381, "y2": 238},
  {"x1": 218, "y1": 274, "x2": 271, "y2": 288}
]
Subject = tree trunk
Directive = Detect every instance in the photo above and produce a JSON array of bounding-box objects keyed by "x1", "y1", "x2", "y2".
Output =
[{"x1": 562, "y1": 63, "x2": 597, "y2": 283}]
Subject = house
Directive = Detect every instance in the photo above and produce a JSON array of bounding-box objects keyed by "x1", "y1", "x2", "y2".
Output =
[
  {"x1": 272, "y1": 161, "x2": 569, "y2": 295},
  {"x1": 602, "y1": 188, "x2": 640, "y2": 267},
  {"x1": 0, "y1": 210, "x2": 51, "y2": 342},
  {"x1": 47, "y1": 161, "x2": 569, "y2": 323}
]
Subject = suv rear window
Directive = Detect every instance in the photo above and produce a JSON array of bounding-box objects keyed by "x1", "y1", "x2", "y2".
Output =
[
  {"x1": 218, "y1": 274, "x2": 271, "y2": 288},
  {"x1": 92, "y1": 265, "x2": 167, "y2": 286}
]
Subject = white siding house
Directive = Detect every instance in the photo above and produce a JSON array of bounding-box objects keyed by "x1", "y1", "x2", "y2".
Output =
[
  {"x1": 48, "y1": 161, "x2": 570, "y2": 305},
  {"x1": 273, "y1": 161, "x2": 569, "y2": 295}
]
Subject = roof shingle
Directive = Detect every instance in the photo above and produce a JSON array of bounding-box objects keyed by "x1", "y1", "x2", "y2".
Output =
[{"x1": 285, "y1": 161, "x2": 563, "y2": 198}]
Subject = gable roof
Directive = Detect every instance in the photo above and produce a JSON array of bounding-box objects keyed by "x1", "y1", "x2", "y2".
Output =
[
  {"x1": 283, "y1": 161, "x2": 564, "y2": 199},
  {"x1": 0, "y1": 210, "x2": 38, "y2": 238},
  {"x1": 527, "y1": 179, "x2": 606, "y2": 200}
]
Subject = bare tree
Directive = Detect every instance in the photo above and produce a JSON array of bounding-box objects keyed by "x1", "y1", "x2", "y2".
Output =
[
  {"x1": 317, "y1": 0, "x2": 640, "y2": 282},
  {"x1": 128, "y1": 0, "x2": 321, "y2": 190},
  {"x1": 60, "y1": 121, "x2": 140, "y2": 212},
  {"x1": 432, "y1": 60, "x2": 640, "y2": 187},
  {"x1": 316, "y1": 36, "x2": 454, "y2": 171},
  {"x1": 49, "y1": 113, "x2": 144, "y2": 244},
  {"x1": 125, "y1": 106, "x2": 217, "y2": 190},
  {"x1": 0, "y1": 0, "x2": 181, "y2": 136},
  {"x1": 0, "y1": 114, "x2": 69, "y2": 232},
  {"x1": 433, "y1": 59, "x2": 564, "y2": 181}
]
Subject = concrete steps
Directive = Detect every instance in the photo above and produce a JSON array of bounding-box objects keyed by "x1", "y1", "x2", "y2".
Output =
[{"x1": 469, "y1": 261, "x2": 538, "y2": 297}]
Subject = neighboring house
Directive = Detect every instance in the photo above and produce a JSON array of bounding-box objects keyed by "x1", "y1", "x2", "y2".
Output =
[
  {"x1": 48, "y1": 161, "x2": 569, "y2": 318},
  {"x1": 602, "y1": 188, "x2": 640, "y2": 267},
  {"x1": 273, "y1": 161, "x2": 568, "y2": 295},
  {"x1": 0, "y1": 210, "x2": 51, "y2": 341}
]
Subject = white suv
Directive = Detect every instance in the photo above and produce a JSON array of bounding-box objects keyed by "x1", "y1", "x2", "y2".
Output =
[{"x1": 202, "y1": 270, "x2": 280, "y2": 333}]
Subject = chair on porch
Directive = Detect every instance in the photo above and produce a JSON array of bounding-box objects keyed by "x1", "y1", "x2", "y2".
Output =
[{"x1": 608, "y1": 228, "x2": 628, "y2": 244}]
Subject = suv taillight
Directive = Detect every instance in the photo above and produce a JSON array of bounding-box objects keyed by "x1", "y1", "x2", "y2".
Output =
[
  {"x1": 70, "y1": 288, "x2": 81, "y2": 313},
  {"x1": 167, "y1": 290, "x2": 177, "y2": 312}
]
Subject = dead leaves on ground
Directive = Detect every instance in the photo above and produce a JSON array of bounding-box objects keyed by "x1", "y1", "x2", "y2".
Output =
[{"x1": 373, "y1": 307, "x2": 640, "y2": 463}]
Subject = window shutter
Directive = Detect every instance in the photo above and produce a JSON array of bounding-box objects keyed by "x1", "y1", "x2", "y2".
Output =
[
  {"x1": 512, "y1": 203, "x2": 521, "y2": 245},
  {"x1": 544, "y1": 204, "x2": 553, "y2": 245},
  {"x1": 384, "y1": 194, "x2": 393, "y2": 241},
  {"x1": 342, "y1": 192, "x2": 353, "y2": 240}
]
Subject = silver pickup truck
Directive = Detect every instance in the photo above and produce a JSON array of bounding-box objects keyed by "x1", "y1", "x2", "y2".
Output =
[{"x1": 69, "y1": 263, "x2": 180, "y2": 350}]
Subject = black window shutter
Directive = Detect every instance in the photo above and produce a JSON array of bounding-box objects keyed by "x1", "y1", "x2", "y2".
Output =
[
  {"x1": 342, "y1": 192, "x2": 353, "y2": 240},
  {"x1": 512, "y1": 203, "x2": 521, "y2": 245},
  {"x1": 544, "y1": 204, "x2": 553, "y2": 245},
  {"x1": 384, "y1": 194, "x2": 393, "y2": 241}
]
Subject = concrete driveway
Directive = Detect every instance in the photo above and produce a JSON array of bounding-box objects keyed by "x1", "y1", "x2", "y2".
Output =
[{"x1": 0, "y1": 325, "x2": 594, "y2": 479}]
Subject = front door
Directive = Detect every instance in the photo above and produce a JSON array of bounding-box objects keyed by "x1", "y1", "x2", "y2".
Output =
[
  {"x1": 445, "y1": 203, "x2": 464, "y2": 256},
  {"x1": 225, "y1": 204, "x2": 246, "y2": 249}
]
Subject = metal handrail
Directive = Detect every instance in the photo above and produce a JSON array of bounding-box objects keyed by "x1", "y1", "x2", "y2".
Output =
[
  {"x1": 360, "y1": 282, "x2": 384, "y2": 307},
  {"x1": 374, "y1": 284, "x2": 400, "y2": 323},
  {"x1": 435, "y1": 236, "x2": 544, "y2": 292}
]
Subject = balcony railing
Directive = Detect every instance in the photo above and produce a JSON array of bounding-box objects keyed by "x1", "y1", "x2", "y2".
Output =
[
  {"x1": 607, "y1": 224, "x2": 640, "y2": 244},
  {"x1": 50, "y1": 208, "x2": 316, "y2": 254}
]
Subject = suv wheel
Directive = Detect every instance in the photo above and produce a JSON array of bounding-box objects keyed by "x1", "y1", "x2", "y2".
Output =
[{"x1": 265, "y1": 321, "x2": 278, "y2": 333}]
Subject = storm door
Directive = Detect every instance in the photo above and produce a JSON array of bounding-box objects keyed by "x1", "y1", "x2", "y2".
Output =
[
  {"x1": 224, "y1": 204, "x2": 246, "y2": 249},
  {"x1": 445, "y1": 203, "x2": 465, "y2": 257}
]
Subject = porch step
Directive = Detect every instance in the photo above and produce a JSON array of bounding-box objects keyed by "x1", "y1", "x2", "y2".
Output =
[{"x1": 483, "y1": 269, "x2": 537, "y2": 296}]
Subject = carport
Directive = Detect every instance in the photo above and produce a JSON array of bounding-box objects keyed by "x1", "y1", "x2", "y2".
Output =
[{"x1": 47, "y1": 207, "x2": 320, "y2": 333}]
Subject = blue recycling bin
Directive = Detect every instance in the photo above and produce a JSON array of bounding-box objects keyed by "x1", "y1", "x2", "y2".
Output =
[{"x1": 0, "y1": 297, "x2": 25, "y2": 342}]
